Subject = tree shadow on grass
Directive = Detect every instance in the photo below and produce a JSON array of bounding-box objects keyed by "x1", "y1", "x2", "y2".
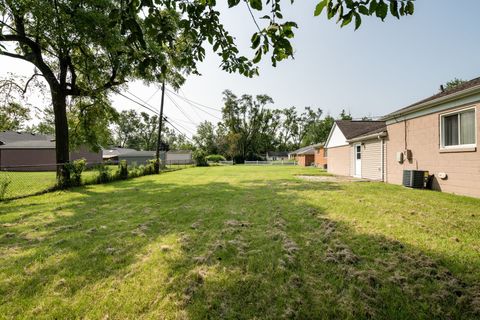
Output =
[{"x1": 0, "y1": 175, "x2": 479, "y2": 319}]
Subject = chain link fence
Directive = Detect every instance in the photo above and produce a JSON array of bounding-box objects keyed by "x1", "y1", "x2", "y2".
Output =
[
  {"x1": 0, "y1": 159, "x2": 194, "y2": 202},
  {"x1": 244, "y1": 160, "x2": 298, "y2": 166}
]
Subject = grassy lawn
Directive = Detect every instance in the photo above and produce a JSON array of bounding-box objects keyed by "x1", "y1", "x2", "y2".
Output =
[
  {"x1": 1, "y1": 166, "x2": 131, "y2": 200},
  {"x1": 1, "y1": 166, "x2": 479, "y2": 319}
]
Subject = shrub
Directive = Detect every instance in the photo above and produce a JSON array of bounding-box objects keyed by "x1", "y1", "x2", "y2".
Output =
[
  {"x1": 193, "y1": 149, "x2": 209, "y2": 167},
  {"x1": 95, "y1": 164, "x2": 111, "y2": 184},
  {"x1": 119, "y1": 160, "x2": 128, "y2": 180},
  {"x1": 0, "y1": 176, "x2": 11, "y2": 200},
  {"x1": 145, "y1": 159, "x2": 157, "y2": 175},
  {"x1": 67, "y1": 159, "x2": 87, "y2": 187},
  {"x1": 205, "y1": 154, "x2": 226, "y2": 163}
]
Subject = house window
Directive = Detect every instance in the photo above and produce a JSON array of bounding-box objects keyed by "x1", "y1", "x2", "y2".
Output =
[
  {"x1": 323, "y1": 148, "x2": 327, "y2": 157},
  {"x1": 441, "y1": 108, "x2": 476, "y2": 148}
]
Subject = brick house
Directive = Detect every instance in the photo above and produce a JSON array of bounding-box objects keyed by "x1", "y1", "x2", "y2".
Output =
[
  {"x1": 382, "y1": 78, "x2": 480, "y2": 198},
  {"x1": 325, "y1": 77, "x2": 480, "y2": 198},
  {"x1": 0, "y1": 131, "x2": 102, "y2": 170},
  {"x1": 325, "y1": 121, "x2": 387, "y2": 180},
  {"x1": 289, "y1": 143, "x2": 326, "y2": 167}
]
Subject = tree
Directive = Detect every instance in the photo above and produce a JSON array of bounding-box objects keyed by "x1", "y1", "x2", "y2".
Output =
[
  {"x1": 221, "y1": 90, "x2": 276, "y2": 161},
  {"x1": 114, "y1": 109, "x2": 192, "y2": 151},
  {"x1": 194, "y1": 121, "x2": 219, "y2": 155},
  {"x1": 0, "y1": 0, "x2": 415, "y2": 182},
  {"x1": 442, "y1": 78, "x2": 467, "y2": 91},
  {"x1": 114, "y1": 110, "x2": 142, "y2": 149},
  {"x1": 340, "y1": 109, "x2": 353, "y2": 120},
  {"x1": 0, "y1": 102, "x2": 30, "y2": 131},
  {"x1": 0, "y1": 0, "x2": 256, "y2": 181},
  {"x1": 30, "y1": 102, "x2": 116, "y2": 151}
]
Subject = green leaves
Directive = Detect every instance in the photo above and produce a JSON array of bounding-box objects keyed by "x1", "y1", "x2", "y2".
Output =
[
  {"x1": 314, "y1": 0, "x2": 329, "y2": 16},
  {"x1": 227, "y1": 0, "x2": 241, "y2": 7},
  {"x1": 313, "y1": 0, "x2": 415, "y2": 30},
  {"x1": 249, "y1": 0, "x2": 262, "y2": 11},
  {"x1": 375, "y1": 0, "x2": 388, "y2": 21}
]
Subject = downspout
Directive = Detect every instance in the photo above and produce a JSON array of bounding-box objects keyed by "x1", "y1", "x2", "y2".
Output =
[{"x1": 381, "y1": 137, "x2": 385, "y2": 182}]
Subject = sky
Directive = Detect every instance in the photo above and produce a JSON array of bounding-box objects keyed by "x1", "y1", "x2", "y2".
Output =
[{"x1": 1, "y1": 0, "x2": 480, "y2": 138}]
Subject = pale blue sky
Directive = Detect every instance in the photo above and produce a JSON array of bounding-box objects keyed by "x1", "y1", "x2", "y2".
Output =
[{"x1": 1, "y1": 0, "x2": 480, "y2": 137}]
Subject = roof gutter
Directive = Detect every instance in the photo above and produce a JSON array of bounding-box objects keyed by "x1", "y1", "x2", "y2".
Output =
[
  {"x1": 382, "y1": 85, "x2": 480, "y2": 120},
  {"x1": 346, "y1": 131, "x2": 388, "y2": 143}
]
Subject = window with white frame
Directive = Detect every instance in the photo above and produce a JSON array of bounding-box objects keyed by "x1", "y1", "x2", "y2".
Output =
[{"x1": 440, "y1": 108, "x2": 476, "y2": 148}]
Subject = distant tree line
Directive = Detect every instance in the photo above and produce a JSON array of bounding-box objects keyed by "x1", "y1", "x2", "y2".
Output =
[{"x1": 192, "y1": 90, "x2": 352, "y2": 162}]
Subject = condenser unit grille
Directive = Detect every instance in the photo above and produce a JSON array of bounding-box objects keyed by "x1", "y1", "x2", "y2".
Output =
[{"x1": 402, "y1": 170, "x2": 426, "y2": 188}]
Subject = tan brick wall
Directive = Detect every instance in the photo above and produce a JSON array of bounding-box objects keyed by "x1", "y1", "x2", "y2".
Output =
[
  {"x1": 0, "y1": 149, "x2": 56, "y2": 170},
  {"x1": 298, "y1": 154, "x2": 315, "y2": 166},
  {"x1": 327, "y1": 145, "x2": 350, "y2": 176},
  {"x1": 386, "y1": 104, "x2": 480, "y2": 198},
  {"x1": 314, "y1": 147, "x2": 328, "y2": 168}
]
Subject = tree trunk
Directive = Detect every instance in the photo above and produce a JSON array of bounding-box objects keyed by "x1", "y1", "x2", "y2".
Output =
[{"x1": 51, "y1": 88, "x2": 70, "y2": 186}]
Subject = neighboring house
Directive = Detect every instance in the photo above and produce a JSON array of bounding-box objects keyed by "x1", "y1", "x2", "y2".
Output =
[
  {"x1": 110, "y1": 148, "x2": 192, "y2": 166},
  {"x1": 382, "y1": 77, "x2": 480, "y2": 198},
  {"x1": 0, "y1": 131, "x2": 102, "y2": 170},
  {"x1": 166, "y1": 150, "x2": 193, "y2": 164},
  {"x1": 325, "y1": 121, "x2": 387, "y2": 180},
  {"x1": 265, "y1": 151, "x2": 289, "y2": 161},
  {"x1": 117, "y1": 150, "x2": 165, "y2": 166},
  {"x1": 314, "y1": 144, "x2": 328, "y2": 169},
  {"x1": 289, "y1": 143, "x2": 325, "y2": 167},
  {"x1": 102, "y1": 147, "x2": 137, "y2": 162}
]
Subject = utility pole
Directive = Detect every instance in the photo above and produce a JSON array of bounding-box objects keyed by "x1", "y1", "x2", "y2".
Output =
[{"x1": 155, "y1": 80, "x2": 166, "y2": 174}]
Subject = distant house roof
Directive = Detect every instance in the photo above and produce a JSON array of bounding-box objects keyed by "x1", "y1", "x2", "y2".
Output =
[
  {"x1": 383, "y1": 77, "x2": 480, "y2": 120},
  {"x1": 0, "y1": 140, "x2": 55, "y2": 149},
  {"x1": 335, "y1": 120, "x2": 386, "y2": 140},
  {"x1": 118, "y1": 150, "x2": 159, "y2": 158},
  {"x1": 266, "y1": 151, "x2": 289, "y2": 157},
  {"x1": 102, "y1": 147, "x2": 137, "y2": 159},
  {"x1": 167, "y1": 150, "x2": 192, "y2": 154},
  {"x1": 289, "y1": 143, "x2": 324, "y2": 156},
  {"x1": 0, "y1": 131, "x2": 54, "y2": 145}
]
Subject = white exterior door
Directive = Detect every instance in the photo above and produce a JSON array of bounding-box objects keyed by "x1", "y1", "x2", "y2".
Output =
[{"x1": 354, "y1": 143, "x2": 362, "y2": 177}]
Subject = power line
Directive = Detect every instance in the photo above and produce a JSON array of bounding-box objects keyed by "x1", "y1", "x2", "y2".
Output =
[
  {"x1": 145, "y1": 87, "x2": 161, "y2": 103},
  {"x1": 112, "y1": 88, "x2": 194, "y2": 141},
  {"x1": 165, "y1": 88, "x2": 223, "y2": 112},
  {"x1": 165, "y1": 91, "x2": 198, "y2": 125},
  {"x1": 165, "y1": 116, "x2": 196, "y2": 136},
  {"x1": 112, "y1": 88, "x2": 159, "y2": 115},
  {"x1": 169, "y1": 91, "x2": 223, "y2": 121}
]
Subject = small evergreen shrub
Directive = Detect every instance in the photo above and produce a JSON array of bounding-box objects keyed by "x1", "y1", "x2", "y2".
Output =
[{"x1": 119, "y1": 160, "x2": 128, "y2": 180}]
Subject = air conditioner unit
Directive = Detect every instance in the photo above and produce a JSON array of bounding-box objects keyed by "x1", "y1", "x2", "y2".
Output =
[{"x1": 402, "y1": 170, "x2": 426, "y2": 188}]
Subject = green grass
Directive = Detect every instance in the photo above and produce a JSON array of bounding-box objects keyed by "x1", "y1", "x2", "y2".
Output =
[
  {"x1": 0, "y1": 166, "x2": 479, "y2": 319},
  {"x1": 0, "y1": 165, "x2": 144, "y2": 200}
]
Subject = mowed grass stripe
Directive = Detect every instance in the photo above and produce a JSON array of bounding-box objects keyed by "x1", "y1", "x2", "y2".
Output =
[{"x1": 0, "y1": 166, "x2": 479, "y2": 319}]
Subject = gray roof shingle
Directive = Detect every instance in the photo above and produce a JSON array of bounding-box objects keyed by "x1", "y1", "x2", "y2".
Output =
[
  {"x1": 384, "y1": 77, "x2": 480, "y2": 119},
  {"x1": 0, "y1": 131, "x2": 54, "y2": 145},
  {"x1": 335, "y1": 120, "x2": 386, "y2": 140}
]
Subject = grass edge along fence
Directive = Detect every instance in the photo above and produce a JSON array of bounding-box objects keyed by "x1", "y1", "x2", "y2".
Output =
[
  {"x1": 0, "y1": 159, "x2": 193, "y2": 202},
  {"x1": 244, "y1": 160, "x2": 297, "y2": 166}
]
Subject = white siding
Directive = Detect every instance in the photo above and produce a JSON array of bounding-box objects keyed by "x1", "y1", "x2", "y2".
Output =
[
  {"x1": 326, "y1": 124, "x2": 348, "y2": 148},
  {"x1": 166, "y1": 152, "x2": 192, "y2": 162},
  {"x1": 360, "y1": 139, "x2": 384, "y2": 181}
]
